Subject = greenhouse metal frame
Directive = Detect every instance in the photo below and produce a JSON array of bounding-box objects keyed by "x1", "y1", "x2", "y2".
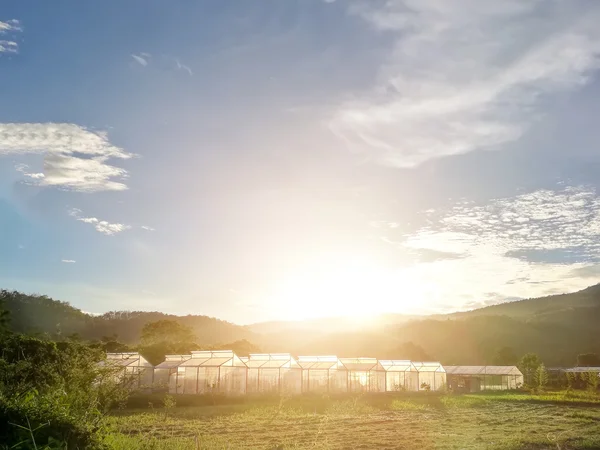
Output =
[
  {"x1": 297, "y1": 356, "x2": 349, "y2": 393},
  {"x1": 104, "y1": 352, "x2": 154, "y2": 390},
  {"x1": 414, "y1": 362, "x2": 447, "y2": 391},
  {"x1": 339, "y1": 357, "x2": 386, "y2": 393},
  {"x1": 379, "y1": 360, "x2": 419, "y2": 391},
  {"x1": 178, "y1": 350, "x2": 247, "y2": 395},
  {"x1": 445, "y1": 366, "x2": 523, "y2": 392},
  {"x1": 243, "y1": 353, "x2": 302, "y2": 395},
  {"x1": 153, "y1": 354, "x2": 190, "y2": 394}
]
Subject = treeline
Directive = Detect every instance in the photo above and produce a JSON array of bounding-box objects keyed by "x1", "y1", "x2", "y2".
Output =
[
  {"x1": 3, "y1": 287, "x2": 600, "y2": 368},
  {"x1": 1, "y1": 290, "x2": 256, "y2": 345}
]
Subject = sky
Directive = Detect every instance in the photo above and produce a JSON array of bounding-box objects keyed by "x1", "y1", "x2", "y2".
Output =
[{"x1": 2, "y1": 0, "x2": 600, "y2": 324}]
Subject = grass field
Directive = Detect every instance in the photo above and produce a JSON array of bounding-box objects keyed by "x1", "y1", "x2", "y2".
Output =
[{"x1": 105, "y1": 391, "x2": 600, "y2": 449}]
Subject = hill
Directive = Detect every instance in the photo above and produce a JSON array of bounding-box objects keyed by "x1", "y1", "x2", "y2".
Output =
[
  {"x1": 2, "y1": 284, "x2": 600, "y2": 366},
  {"x1": 0, "y1": 290, "x2": 255, "y2": 346}
]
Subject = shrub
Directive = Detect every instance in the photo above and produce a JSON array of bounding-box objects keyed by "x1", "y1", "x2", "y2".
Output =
[{"x1": 0, "y1": 333, "x2": 129, "y2": 449}]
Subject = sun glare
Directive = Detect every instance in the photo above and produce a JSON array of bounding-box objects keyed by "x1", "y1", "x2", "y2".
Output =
[{"x1": 266, "y1": 259, "x2": 433, "y2": 321}]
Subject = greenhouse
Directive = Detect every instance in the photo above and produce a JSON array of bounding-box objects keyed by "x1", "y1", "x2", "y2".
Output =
[
  {"x1": 153, "y1": 354, "x2": 190, "y2": 394},
  {"x1": 104, "y1": 352, "x2": 154, "y2": 390},
  {"x1": 243, "y1": 353, "x2": 302, "y2": 395},
  {"x1": 445, "y1": 366, "x2": 523, "y2": 392},
  {"x1": 297, "y1": 356, "x2": 349, "y2": 393},
  {"x1": 379, "y1": 360, "x2": 419, "y2": 391},
  {"x1": 339, "y1": 358, "x2": 386, "y2": 393},
  {"x1": 414, "y1": 362, "x2": 447, "y2": 391},
  {"x1": 178, "y1": 350, "x2": 247, "y2": 395}
]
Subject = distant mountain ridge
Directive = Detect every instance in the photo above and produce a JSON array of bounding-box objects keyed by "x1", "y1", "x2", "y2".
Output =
[{"x1": 2, "y1": 284, "x2": 600, "y2": 366}]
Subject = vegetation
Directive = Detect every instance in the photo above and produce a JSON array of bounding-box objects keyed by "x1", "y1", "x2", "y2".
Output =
[
  {"x1": 105, "y1": 392, "x2": 600, "y2": 449},
  {"x1": 4, "y1": 285, "x2": 600, "y2": 366}
]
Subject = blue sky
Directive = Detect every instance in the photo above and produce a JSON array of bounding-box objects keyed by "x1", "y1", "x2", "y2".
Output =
[{"x1": 2, "y1": 0, "x2": 600, "y2": 324}]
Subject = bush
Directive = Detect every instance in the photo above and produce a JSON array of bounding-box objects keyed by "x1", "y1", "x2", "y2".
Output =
[{"x1": 0, "y1": 333, "x2": 129, "y2": 449}]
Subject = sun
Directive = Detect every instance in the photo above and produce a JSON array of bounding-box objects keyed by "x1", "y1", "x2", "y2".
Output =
[{"x1": 266, "y1": 258, "x2": 430, "y2": 321}]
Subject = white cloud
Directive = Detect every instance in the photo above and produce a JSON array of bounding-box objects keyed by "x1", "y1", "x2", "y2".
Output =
[
  {"x1": 61, "y1": 259, "x2": 76, "y2": 264},
  {"x1": 391, "y1": 185, "x2": 600, "y2": 312},
  {"x1": 175, "y1": 58, "x2": 193, "y2": 76},
  {"x1": 131, "y1": 53, "x2": 149, "y2": 66},
  {"x1": 0, "y1": 19, "x2": 21, "y2": 33},
  {"x1": 0, "y1": 123, "x2": 133, "y2": 192},
  {"x1": 141, "y1": 225, "x2": 156, "y2": 231},
  {"x1": 0, "y1": 19, "x2": 22, "y2": 53},
  {"x1": 329, "y1": 0, "x2": 600, "y2": 168},
  {"x1": 69, "y1": 208, "x2": 132, "y2": 236},
  {"x1": 0, "y1": 40, "x2": 18, "y2": 53}
]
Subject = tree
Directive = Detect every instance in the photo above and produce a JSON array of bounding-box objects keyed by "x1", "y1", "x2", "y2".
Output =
[
  {"x1": 577, "y1": 353, "x2": 600, "y2": 367},
  {"x1": 493, "y1": 347, "x2": 517, "y2": 365},
  {"x1": 534, "y1": 363, "x2": 549, "y2": 390},
  {"x1": 214, "y1": 339, "x2": 262, "y2": 357},
  {"x1": 140, "y1": 319, "x2": 196, "y2": 346},
  {"x1": 518, "y1": 353, "x2": 541, "y2": 387}
]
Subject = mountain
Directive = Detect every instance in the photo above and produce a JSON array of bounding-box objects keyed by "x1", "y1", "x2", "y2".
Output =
[
  {"x1": 2, "y1": 284, "x2": 600, "y2": 367},
  {"x1": 0, "y1": 290, "x2": 255, "y2": 345}
]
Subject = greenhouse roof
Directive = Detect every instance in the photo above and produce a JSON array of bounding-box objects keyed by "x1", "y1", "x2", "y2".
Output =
[
  {"x1": 379, "y1": 360, "x2": 416, "y2": 372},
  {"x1": 155, "y1": 355, "x2": 190, "y2": 369},
  {"x1": 297, "y1": 356, "x2": 347, "y2": 370},
  {"x1": 413, "y1": 362, "x2": 445, "y2": 372},
  {"x1": 244, "y1": 353, "x2": 300, "y2": 369},
  {"x1": 104, "y1": 352, "x2": 149, "y2": 367},
  {"x1": 180, "y1": 350, "x2": 245, "y2": 367},
  {"x1": 444, "y1": 366, "x2": 522, "y2": 376},
  {"x1": 339, "y1": 357, "x2": 381, "y2": 371}
]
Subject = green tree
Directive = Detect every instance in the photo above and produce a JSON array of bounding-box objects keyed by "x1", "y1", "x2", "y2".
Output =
[
  {"x1": 493, "y1": 346, "x2": 517, "y2": 365},
  {"x1": 534, "y1": 363, "x2": 549, "y2": 390},
  {"x1": 140, "y1": 319, "x2": 196, "y2": 346},
  {"x1": 584, "y1": 371, "x2": 599, "y2": 393},
  {"x1": 0, "y1": 332, "x2": 129, "y2": 448},
  {"x1": 518, "y1": 353, "x2": 541, "y2": 387}
]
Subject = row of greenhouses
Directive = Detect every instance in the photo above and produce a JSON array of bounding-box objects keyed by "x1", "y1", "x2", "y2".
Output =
[{"x1": 105, "y1": 352, "x2": 523, "y2": 395}]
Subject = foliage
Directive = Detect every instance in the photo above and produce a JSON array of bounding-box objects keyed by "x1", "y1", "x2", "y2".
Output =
[
  {"x1": 577, "y1": 353, "x2": 600, "y2": 367},
  {"x1": 518, "y1": 353, "x2": 541, "y2": 387},
  {"x1": 140, "y1": 320, "x2": 197, "y2": 346},
  {"x1": 584, "y1": 371, "x2": 599, "y2": 393},
  {"x1": 534, "y1": 363, "x2": 549, "y2": 390},
  {"x1": 0, "y1": 333, "x2": 129, "y2": 449}
]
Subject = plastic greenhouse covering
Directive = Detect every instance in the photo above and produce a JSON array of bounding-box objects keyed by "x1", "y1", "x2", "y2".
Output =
[
  {"x1": 104, "y1": 353, "x2": 153, "y2": 390},
  {"x1": 243, "y1": 354, "x2": 302, "y2": 395},
  {"x1": 298, "y1": 356, "x2": 349, "y2": 393},
  {"x1": 379, "y1": 360, "x2": 420, "y2": 391},
  {"x1": 153, "y1": 354, "x2": 190, "y2": 393},
  {"x1": 445, "y1": 366, "x2": 523, "y2": 391},
  {"x1": 413, "y1": 362, "x2": 447, "y2": 391},
  {"x1": 339, "y1": 358, "x2": 386, "y2": 393},
  {"x1": 178, "y1": 350, "x2": 247, "y2": 395}
]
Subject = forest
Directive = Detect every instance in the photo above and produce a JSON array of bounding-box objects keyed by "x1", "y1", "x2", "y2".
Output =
[{"x1": 2, "y1": 284, "x2": 600, "y2": 366}]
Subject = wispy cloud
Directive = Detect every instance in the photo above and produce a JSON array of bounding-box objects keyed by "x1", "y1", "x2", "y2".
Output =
[
  {"x1": 61, "y1": 259, "x2": 76, "y2": 264},
  {"x1": 0, "y1": 123, "x2": 133, "y2": 192},
  {"x1": 141, "y1": 225, "x2": 156, "y2": 231},
  {"x1": 329, "y1": 1, "x2": 600, "y2": 168},
  {"x1": 69, "y1": 208, "x2": 132, "y2": 236},
  {"x1": 131, "y1": 52, "x2": 150, "y2": 67},
  {"x1": 389, "y1": 185, "x2": 600, "y2": 311},
  {"x1": 0, "y1": 40, "x2": 18, "y2": 53},
  {"x1": 132, "y1": 52, "x2": 193, "y2": 76},
  {"x1": 0, "y1": 19, "x2": 22, "y2": 54},
  {"x1": 0, "y1": 19, "x2": 21, "y2": 33},
  {"x1": 175, "y1": 58, "x2": 193, "y2": 76}
]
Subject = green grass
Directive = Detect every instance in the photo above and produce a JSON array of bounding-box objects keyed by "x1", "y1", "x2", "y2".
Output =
[{"x1": 105, "y1": 391, "x2": 600, "y2": 449}]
